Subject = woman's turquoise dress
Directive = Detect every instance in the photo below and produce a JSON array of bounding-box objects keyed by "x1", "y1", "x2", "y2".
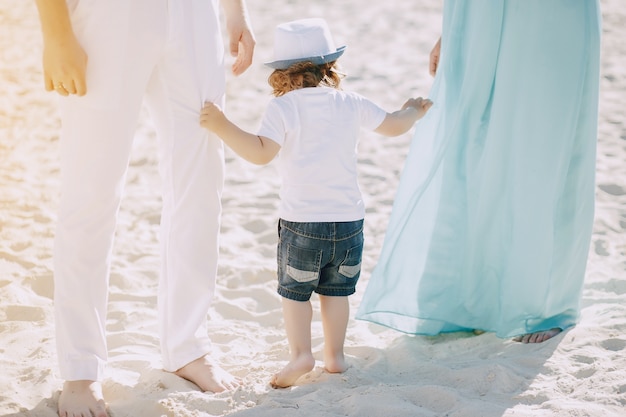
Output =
[{"x1": 357, "y1": 0, "x2": 601, "y2": 338}]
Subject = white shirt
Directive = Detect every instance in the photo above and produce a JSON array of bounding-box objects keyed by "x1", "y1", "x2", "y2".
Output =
[{"x1": 257, "y1": 87, "x2": 386, "y2": 222}]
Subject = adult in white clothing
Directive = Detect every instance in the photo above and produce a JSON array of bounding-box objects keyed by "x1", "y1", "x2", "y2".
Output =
[{"x1": 33, "y1": 0, "x2": 255, "y2": 416}]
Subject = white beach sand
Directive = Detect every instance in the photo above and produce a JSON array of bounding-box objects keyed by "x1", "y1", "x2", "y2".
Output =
[{"x1": 1, "y1": 0, "x2": 625, "y2": 416}]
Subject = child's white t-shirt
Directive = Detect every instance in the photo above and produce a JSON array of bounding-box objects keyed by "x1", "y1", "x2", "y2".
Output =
[{"x1": 257, "y1": 86, "x2": 386, "y2": 223}]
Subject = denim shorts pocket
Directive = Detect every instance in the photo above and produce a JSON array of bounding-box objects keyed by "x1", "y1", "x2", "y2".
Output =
[
  {"x1": 338, "y1": 262, "x2": 361, "y2": 278},
  {"x1": 338, "y1": 244, "x2": 363, "y2": 280},
  {"x1": 286, "y1": 244, "x2": 321, "y2": 283}
]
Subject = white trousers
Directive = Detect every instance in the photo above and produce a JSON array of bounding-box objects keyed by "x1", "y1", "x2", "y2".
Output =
[{"x1": 55, "y1": 0, "x2": 225, "y2": 380}]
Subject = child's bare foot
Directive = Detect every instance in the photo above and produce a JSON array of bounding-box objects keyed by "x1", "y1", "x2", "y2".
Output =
[
  {"x1": 514, "y1": 328, "x2": 562, "y2": 344},
  {"x1": 174, "y1": 355, "x2": 239, "y2": 393},
  {"x1": 270, "y1": 354, "x2": 315, "y2": 388},
  {"x1": 58, "y1": 380, "x2": 107, "y2": 417},
  {"x1": 324, "y1": 352, "x2": 348, "y2": 374}
]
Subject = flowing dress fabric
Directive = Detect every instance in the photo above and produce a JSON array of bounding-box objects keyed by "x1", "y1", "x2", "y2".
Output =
[{"x1": 356, "y1": 0, "x2": 601, "y2": 338}]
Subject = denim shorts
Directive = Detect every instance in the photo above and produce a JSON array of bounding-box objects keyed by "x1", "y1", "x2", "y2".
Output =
[{"x1": 277, "y1": 219, "x2": 364, "y2": 301}]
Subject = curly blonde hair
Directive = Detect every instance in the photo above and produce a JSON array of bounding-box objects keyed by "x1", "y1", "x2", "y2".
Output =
[{"x1": 268, "y1": 61, "x2": 343, "y2": 97}]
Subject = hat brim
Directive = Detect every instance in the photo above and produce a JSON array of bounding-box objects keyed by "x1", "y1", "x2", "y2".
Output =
[{"x1": 264, "y1": 46, "x2": 346, "y2": 70}]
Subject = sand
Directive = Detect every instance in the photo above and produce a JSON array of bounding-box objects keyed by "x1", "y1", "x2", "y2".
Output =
[{"x1": 1, "y1": 0, "x2": 625, "y2": 416}]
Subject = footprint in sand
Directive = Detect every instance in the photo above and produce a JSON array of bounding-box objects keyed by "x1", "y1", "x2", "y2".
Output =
[
  {"x1": 598, "y1": 183, "x2": 626, "y2": 196},
  {"x1": 0, "y1": 251, "x2": 37, "y2": 270},
  {"x1": 600, "y1": 338, "x2": 626, "y2": 352},
  {"x1": 4, "y1": 305, "x2": 47, "y2": 322}
]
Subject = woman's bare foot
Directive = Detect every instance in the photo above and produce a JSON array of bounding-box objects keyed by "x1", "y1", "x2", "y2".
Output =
[
  {"x1": 270, "y1": 354, "x2": 315, "y2": 389},
  {"x1": 514, "y1": 328, "x2": 562, "y2": 344},
  {"x1": 174, "y1": 355, "x2": 239, "y2": 393},
  {"x1": 58, "y1": 380, "x2": 107, "y2": 417}
]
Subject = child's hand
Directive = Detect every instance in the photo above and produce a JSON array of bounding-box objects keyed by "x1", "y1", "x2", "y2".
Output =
[
  {"x1": 402, "y1": 97, "x2": 433, "y2": 120},
  {"x1": 200, "y1": 102, "x2": 226, "y2": 132}
]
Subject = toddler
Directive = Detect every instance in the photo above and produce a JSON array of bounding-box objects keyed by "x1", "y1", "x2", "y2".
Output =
[{"x1": 200, "y1": 18, "x2": 432, "y2": 388}]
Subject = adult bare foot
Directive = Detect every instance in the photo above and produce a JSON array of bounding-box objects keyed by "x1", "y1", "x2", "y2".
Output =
[
  {"x1": 58, "y1": 380, "x2": 107, "y2": 417},
  {"x1": 270, "y1": 354, "x2": 315, "y2": 389},
  {"x1": 514, "y1": 328, "x2": 562, "y2": 344},
  {"x1": 174, "y1": 355, "x2": 239, "y2": 393}
]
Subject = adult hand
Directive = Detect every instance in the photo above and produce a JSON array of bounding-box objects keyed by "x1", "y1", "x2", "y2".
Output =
[
  {"x1": 429, "y1": 37, "x2": 441, "y2": 77},
  {"x1": 42, "y1": 35, "x2": 87, "y2": 96},
  {"x1": 224, "y1": 1, "x2": 256, "y2": 76}
]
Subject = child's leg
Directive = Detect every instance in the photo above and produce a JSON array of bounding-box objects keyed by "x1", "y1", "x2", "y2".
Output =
[
  {"x1": 319, "y1": 295, "x2": 349, "y2": 373},
  {"x1": 270, "y1": 298, "x2": 316, "y2": 388}
]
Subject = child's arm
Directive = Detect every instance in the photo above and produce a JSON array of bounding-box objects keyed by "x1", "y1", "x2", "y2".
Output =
[
  {"x1": 200, "y1": 102, "x2": 281, "y2": 165},
  {"x1": 375, "y1": 97, "x2": 433, "y2": 137}
]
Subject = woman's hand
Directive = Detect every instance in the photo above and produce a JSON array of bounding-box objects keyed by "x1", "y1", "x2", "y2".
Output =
[
  {"x1": 35, "y1": 0, "x2": 88, "y2": 96},
  {"x1": 43, "y1": 35, "x2": 87, "y2": 96},
  {"x1": 429, "y1": 37, "x2": 441, "y2": 77},
  {"x1": 222, "y1": 0, "x2": 256, "y2": 76}
]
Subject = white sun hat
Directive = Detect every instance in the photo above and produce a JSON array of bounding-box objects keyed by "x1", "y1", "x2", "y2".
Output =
[{"x1": 265, "y1": 18, "x2": 346, "y2": 70}]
